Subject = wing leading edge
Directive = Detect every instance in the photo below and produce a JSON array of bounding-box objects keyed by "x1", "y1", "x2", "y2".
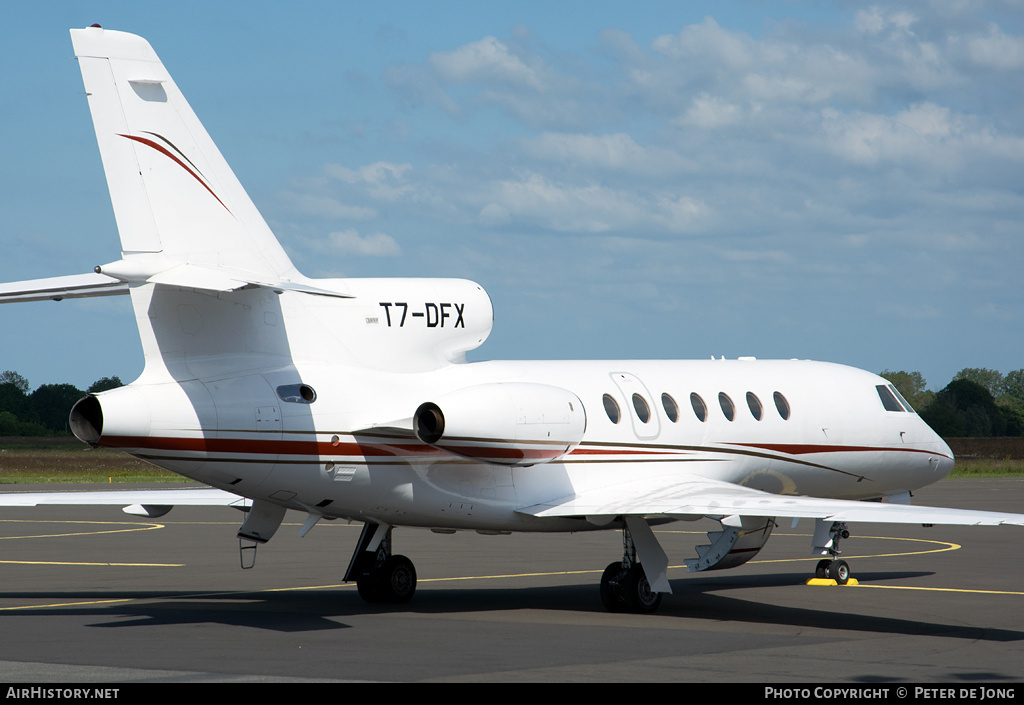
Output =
[
  {"x1": 517, "y1": 472, "x2": 1024, "y2": 527},
  {"x1": 0, "y1": 488, "x2": 247, "y2": 517}
]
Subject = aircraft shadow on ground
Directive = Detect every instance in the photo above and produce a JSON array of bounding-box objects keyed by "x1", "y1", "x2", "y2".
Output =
[{"x1": 0, "y1": 570, "x2": 1021, "y2": 640}]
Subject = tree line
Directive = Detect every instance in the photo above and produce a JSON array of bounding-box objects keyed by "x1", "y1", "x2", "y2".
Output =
[
  {"x1": 2, "y1": 367, "x2": 1023, "y2": 438},
  {"x1": 881, "y1": 368, "x2": 1024, "y2": 438},
  {"x1": 0, "y1": 371, "x2": 122, "y2": 436}
]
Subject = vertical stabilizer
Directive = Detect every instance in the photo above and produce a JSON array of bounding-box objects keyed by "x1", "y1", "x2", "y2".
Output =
[{"x1": 71, "y1": 26, "x2": 297, "y2": 281}]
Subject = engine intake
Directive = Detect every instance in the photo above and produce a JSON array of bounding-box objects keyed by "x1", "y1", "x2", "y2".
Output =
[
  {"x1": 413, "y1": 383, "x2": 586, "y2": 466},
  {"x1": 68, "y1": 387, "x2": 152, "y2": 448}
]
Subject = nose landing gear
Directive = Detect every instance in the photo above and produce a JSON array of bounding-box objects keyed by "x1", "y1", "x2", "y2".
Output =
[{"x1": 810, "y1": 521, "x2": 855, "y2": 585}]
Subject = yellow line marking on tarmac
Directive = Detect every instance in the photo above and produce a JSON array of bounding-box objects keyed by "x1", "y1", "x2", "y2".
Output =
[
  {"x1": 0, "y1": 598, "x2": 137, "y2": 612},
  {"x1": 749, "y1": 534, "x2": 962, "y2": 564},
  {"x1": 0, "y1": 519, "x2": 178, "y2": 567},
  {"x1": 853, "y1": 584, "x2": 1024, "y2": 596},
  {"x1": 0, "y1": 524, "x2": 1018, "y2": 610},
  {"x1": 0, "y1": 518, "x2": 165, "y2": 541}
]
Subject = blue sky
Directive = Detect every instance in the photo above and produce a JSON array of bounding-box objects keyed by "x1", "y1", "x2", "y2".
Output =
[{"x1": 1, "y1": 1, "x2": 1022, "y2": 394}]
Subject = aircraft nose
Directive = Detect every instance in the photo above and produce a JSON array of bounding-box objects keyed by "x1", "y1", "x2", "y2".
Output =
[{"x1": 925, "y1": 421, "x2": 955, "y2": 478}]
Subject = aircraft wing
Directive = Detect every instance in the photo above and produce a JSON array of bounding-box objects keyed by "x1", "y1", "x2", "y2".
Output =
[
  {"x1": 517, "y1": 473, "x2": 1024, "y2": 527},
  {"x1": 0, "y1": 487, "x2": 247, "y2": 517},
  {"x1": 0, "y1": 272, "x2": 129, "y2": 303}
]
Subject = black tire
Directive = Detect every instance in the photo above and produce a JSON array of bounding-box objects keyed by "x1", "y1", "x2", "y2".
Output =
[
  {"x1": 815, "y1": 559, "x2": 832, "y2": 579},
  {"x1": 828, "y1": 559, "x2": 850, "y2": 585},
  {"x1": 600, "y1": 562, "x2": 628, "y2": 612},
  {"x1": 356, "y1": 573, "x2": 383, "y2": 603},
  {"x1": 623, "y1": 566, "x2": 662, "y2": 613},
  {"x1": 379, "y1": 555, "x2": 417, "y2": 603}
]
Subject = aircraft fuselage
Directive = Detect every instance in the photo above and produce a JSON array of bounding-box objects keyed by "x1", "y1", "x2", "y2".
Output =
[{"x1": 74, "y1": 353, "x2": 953, "y2": 535}]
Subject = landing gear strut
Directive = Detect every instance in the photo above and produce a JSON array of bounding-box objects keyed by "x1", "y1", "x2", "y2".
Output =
[
  {"x1": 600, "y1": 523, "x2": 662, "y2": 613},
  {"x1": 345, "y1": 522, "x2": 417, "y2": 604},
  {"x1": 813, "y1": 521, "x2": 851, "y2": 585}
]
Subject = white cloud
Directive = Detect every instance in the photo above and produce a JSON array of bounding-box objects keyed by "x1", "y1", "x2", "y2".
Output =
[
  {"x1": 478, "y1": 203, "x2": 511, "y2": 227},
  {"x1": 325, "y1": 229, "x2": 402, "y2": 257},
  {"x1": 324, "y1": 161, "x2": 414, "y2": 201},
  {"x1": 965, "y1": 23, "x2": 1024, "y2": 69},
  {"x1": 489, "y1": 173, "x2": 707, "y2": 234},
  {"x1": 430, "y1": 36, "x2": 546, "y2": 90},
  {"x1": 652, "y1": 17, "x2": 754, "y2": 70},
  {"x1": 521, "y1": 132, "x2": 693, "y2": 175},
  {"x1": 854, "y1": 7, "x2": 917, "y2": 36},
  {"x1": 679, "y1": 94, "x2": 743, "y2": 129},
  {"x1": 326, "y1": 161, "x2": 413, "y2": 184},
  {"x1": 279, "y1": 192, "x2": 377, "y2": 220}
]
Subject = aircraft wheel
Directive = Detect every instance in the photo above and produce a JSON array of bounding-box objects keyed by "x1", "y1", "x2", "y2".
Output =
[
  {"x1": 623, "y1": 566, "x2": 662, "y2": 613},
  {"x1": 356, "y1": 555, "x2": 417, "y2": 604},
  {"x1": 356, "y1": 573, "x2": 383, "y2": 603},
  {"x1": 379, "y1": 555, "x2": 417, "y2": 603},
  {"x1": 600, "y1": 562, "x2": 628, "y2": 612},
  {"x1": 815, "y1": 559, "x2": 832, "y2": 579},
  {"x1": 828, "y1": 559, "x2": 850, "y2": 585}
]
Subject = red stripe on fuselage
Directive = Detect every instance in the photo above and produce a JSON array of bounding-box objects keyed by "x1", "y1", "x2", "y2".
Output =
[{"x1": 732, "y1": 442, "x2": 951, "y2": 459}]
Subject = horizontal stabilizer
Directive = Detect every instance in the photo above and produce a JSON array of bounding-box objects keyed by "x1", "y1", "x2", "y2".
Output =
[
  {"x1": 0, "y1": 265, "x2": 354, "y2": 303},
  {"x1": 0, "y1": 272, "x2": 129, "y2": 303}
]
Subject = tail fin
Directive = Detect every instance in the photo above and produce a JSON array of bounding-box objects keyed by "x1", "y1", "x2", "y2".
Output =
[{"x1": 71, "y1": 26, "x2": 296, "y2": 281}]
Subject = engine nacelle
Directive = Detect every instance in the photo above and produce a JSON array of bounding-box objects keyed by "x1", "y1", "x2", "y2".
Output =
[
  {"x1": 70, "y1": 387, "x2": 153, "y2": 447},
  {"x1": 413, "y1": 382, "x2": 587, "y2": 466}
]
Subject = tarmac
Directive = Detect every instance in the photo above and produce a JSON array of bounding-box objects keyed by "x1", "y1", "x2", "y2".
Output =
[{"x1": 0, "y1": 478, "x2": 1022, "y2": 683}]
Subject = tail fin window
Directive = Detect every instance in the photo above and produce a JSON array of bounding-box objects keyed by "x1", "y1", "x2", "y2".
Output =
[{"x1": 876, "y1": 384, "x2": 904, "y2": 412}]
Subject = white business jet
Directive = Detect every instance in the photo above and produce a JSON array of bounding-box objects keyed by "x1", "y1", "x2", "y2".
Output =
[{"x1": 1, "y1": 26, "x2": 1021, "y2": 613}]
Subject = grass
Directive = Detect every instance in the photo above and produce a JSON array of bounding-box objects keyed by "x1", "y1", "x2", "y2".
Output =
[
  {"x1": 0, "y1": 445, "x2": 186, "y2": 484},
  {"x1": 948, "y1": 457, "x2": 1024, "y2": 478}
]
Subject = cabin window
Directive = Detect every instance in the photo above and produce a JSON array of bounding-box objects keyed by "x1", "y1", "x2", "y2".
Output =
[
  {"x1": 632, "y1": 393, "x2": 651, "y2": 423},
  {"x1": 719, "y1": 392, "x2": 735, "y2": 421},
  {"x1": 773, "y1": 391, "x2": 791, "y2": 420},
  {"x1": 690, "y1": 393, "x2": 708, "y2": 422},
  {"x1": 662, "y1": 393, "x2": 679, "y2": 422},
  {"x1": 876, "y1": 384, "x2": 904, "y2": 412},
  {"x1": 603, "y1": 394, "x2": 621, "y2": 424},
  {"x1": 276, "y1": 384, "x2": 316, "y2": 404},
  {"x1": 746, "y1": 392, "x2": 763, "y2": 420}
]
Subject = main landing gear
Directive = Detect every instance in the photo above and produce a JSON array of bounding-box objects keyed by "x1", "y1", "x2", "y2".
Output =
[
  {"x1": 345, "y1": 522, "x2": 417, "y2": 604},
  {"x1": 812, "y1": 521, "x2": 852, "y2": 585},
  {"x1": 600, "y1": 523, "x2": 662, "y2": 613}
]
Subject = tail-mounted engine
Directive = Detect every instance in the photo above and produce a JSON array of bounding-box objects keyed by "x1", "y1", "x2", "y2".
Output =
[
  {"x1": 69, "y1": 387, "x2": 153, "y2": 447},
  {"x1": 413, "y1": 383, "x2": 586, "y2": 466}
]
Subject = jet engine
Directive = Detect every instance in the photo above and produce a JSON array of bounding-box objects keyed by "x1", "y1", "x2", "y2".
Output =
[
  {"x1": 69, "y1": 387, "x2": 152, "y2": 447},
  {"x1": 413, "y1": 383, "x2": 586, "y2": 466}
]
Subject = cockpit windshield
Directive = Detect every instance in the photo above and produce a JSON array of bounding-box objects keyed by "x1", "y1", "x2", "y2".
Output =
[{"x1": 876, "y1": 384, "x2": 915, "y2": 413}]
